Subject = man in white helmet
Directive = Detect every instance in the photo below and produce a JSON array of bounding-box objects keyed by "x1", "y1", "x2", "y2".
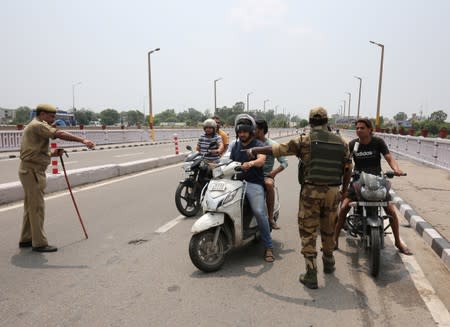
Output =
[{"x1": 196, "y1": 118, "x2": 224, "y2": 163}]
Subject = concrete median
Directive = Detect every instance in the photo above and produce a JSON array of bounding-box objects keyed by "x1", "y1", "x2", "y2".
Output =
[{"x1": 0, "y1": 153, "x2": 188, "y2": 205}]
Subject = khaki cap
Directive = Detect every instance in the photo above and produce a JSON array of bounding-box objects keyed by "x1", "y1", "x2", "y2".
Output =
[
  {"x1": 309, "y1": 107, "x2": 328, "y2": 119},
  {"x1": 36, "y1": 104, "x2": 57, "y2": 113}
]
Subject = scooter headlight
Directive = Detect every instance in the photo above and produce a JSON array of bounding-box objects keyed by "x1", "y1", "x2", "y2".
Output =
[{"x1": 212, "y1": 166, "x2": 224, "y2": 179}]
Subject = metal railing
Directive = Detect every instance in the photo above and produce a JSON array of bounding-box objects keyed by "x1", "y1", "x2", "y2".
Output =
[
  {"x1": 0, "y1": 128, "x2": 297, "y2": 152},
  {"x1": 341, "y1": 130, "x2": 450, "y2": 171}
]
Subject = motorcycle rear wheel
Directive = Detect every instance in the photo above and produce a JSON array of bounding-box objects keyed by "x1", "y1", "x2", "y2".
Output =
[
  {"x1": 175, "y1": 183, "x2": 201, "y2": 217},
  {"x1": 369, "y1": 226, "x2": 381, "y2": 277},
  {"x1": 189, "y1": 229, "x2": 226, "y2": 272}
]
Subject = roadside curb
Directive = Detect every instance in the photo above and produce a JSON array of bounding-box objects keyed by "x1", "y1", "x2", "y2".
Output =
[
  {"x1": 0, "y1": 138, "x2": 199, "y2": 160},
  {"x1": 0, "y1": 152, "x2": 189, "y2": 206},
  {"x1": 390, "y1": 189, "x2": 450, "y2": 270}
]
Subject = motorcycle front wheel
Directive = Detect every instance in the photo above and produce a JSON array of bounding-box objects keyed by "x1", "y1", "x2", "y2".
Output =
[
  {"x1": 175, "y1": 183, "x2": 201, "y2": 217},
  {"x1": 369, "y1": 226, "x2": 381, "y2": 277},
  {"x1": 189, "y1": 229, "x2": 226, "y2": 272}
]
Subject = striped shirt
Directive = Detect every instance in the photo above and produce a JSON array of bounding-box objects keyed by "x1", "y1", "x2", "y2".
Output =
[{"x1": 197, "y1": 133, "x2": 223, "y2": 162}]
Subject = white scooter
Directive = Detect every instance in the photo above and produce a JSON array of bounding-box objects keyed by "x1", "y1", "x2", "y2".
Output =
[{"x1": 188, "y1": 159, "x2": 280, "y2": 272}]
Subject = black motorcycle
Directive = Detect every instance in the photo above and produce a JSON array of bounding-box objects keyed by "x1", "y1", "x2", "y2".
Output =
[
  {"x1": 174, "y1": 144, "x2": 216, "y2": 217},
  {"x1": 345, "y1": 170, "x2": 406, "y2": 277}
]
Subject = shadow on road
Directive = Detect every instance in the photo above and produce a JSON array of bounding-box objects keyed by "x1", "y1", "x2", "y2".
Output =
[
  {"x1": 11, "y1": 250, "x2": 88, "y2": 269},
  {"x1": 190, "y1": 240, "x2": 295, "y2": 279}
]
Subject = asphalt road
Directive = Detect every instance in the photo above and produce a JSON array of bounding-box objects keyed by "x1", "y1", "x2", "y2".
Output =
[{"x1": 1, "y1": 146, "x2": 448, "y2": 326}]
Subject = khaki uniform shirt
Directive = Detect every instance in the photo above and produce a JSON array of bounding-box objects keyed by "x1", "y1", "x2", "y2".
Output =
[{"x1": 20, "y1": 118, "x2": 57, "y2": 169}]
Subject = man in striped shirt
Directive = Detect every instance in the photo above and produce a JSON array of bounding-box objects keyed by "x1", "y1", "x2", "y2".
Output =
[{"x1": 196, "y1": 118, "x2": 224, "y2": 163}]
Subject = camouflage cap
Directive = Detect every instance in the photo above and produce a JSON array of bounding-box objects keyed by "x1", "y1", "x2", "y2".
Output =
[
  {"x1": 309, "y1": 107, "x2": 328, "y2": 119},
  {"x1": 36, "y1": 104, "x2": 57, "y2": 113}
]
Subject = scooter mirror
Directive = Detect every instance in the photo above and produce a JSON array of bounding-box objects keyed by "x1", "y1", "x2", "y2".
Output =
[{"x1": 186, "y1": 145, "x2": 192, "y2": 151}]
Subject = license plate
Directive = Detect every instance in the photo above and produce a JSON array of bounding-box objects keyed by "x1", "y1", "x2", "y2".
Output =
[{"x1": 210, "y1": 182, "x2": 226, "y2": 191}]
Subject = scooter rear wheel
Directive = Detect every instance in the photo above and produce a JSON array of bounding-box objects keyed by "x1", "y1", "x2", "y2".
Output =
[
  {"x1": 189, "y1": 229, "x2": 226, "y2": 272},
  {"x1": 175, "y1": 183, "x2": 201, "y2": 217}
]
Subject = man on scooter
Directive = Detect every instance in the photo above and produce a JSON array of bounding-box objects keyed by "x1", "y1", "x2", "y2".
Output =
[
  {"x1": 196, "y1": 118, "x2": 224, "y2": 163},
  {"x1": 333, "y1": 118, "x2": 412, "y2": 255},
  {"x1": 230, "y1": 114, "x2": 275, "y2": 263}
]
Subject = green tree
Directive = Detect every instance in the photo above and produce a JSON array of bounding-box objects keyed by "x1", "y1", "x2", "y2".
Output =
[
  {"x1": 177, "y1": 108, "x2": 205, "y2": 126},
  {"x1": 429, "y1": 110, "x2": 447, "y2": 122},
  {"x1": 99, "y1": 108, "x2": 120, "y2": 125},
  {"x1": 393, "y1": 112, "x2": 407, "y2": 121},
  {"x1": 13, "y1": 106, "x2": 32, "y2": 124},
  {"x1": 73, "y1": 109, "x2": 97, "y2": 125},
  {"x1": 124, "y1": 110, "x2": 144, "y2": 125},
  {"x1": 299, "y1": 119, "x2": 309, "y2": 127},
  {"x1": 154, "y1": 109, "x2": 178, "y2": 125}
]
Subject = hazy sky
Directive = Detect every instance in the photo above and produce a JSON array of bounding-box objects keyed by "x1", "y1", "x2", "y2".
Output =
[{"x1": 2, "y1": 0, "x2": 449, "y2": 120}]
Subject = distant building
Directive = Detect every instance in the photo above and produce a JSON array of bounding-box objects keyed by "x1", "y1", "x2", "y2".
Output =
[{"x1": 0, "y1": 108, "x2": 16, "y2": 124}]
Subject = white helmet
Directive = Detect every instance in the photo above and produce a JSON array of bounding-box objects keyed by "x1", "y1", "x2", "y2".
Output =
[{"x1": 203, "y1": 118, "x2": 217, "y2": 131}]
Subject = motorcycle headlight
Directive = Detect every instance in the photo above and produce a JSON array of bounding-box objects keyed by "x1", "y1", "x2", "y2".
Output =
[
  {"x1": 183, "y1": 162, "x2": 192, "y2": 172},
  {"x1": 360, "y1": 186, "x2": 387, "y2": 201}
]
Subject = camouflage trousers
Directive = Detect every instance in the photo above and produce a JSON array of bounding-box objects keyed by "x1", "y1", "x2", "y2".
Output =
[{"x1": 298, "y1": 184, "x2": 340, "y2": 261}]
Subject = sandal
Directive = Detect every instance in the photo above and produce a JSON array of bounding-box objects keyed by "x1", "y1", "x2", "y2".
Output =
[
  {"x1": 270, "y1": 219, "x2": 280, "y2": 230},
  {"x1": 264, "y1": 248, "x2": 275, "y2": 263},
  {"x1": 397, "y1": 245, "x2": 413, "y2": 255}
]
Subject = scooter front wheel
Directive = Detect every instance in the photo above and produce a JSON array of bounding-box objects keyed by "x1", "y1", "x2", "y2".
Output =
[
  {"x1": 189, "y1": 229, "x2": 226, "y2": 272},
  {"x1": 175, "y1": 183, "x2": 201, "y2": 217}
]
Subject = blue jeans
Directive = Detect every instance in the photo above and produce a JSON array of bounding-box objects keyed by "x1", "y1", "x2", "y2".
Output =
[{"x1": 245, "y1": 182, "x2": 273, "y2": 249}]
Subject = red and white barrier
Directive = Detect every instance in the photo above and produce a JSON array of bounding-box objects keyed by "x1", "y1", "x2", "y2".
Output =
[
  {"x1": 50, "y1": 142, "x2": 59, "y2": 174},
  {"x1": 173, "y1": 134, "x2": 179, "y2": 155}
]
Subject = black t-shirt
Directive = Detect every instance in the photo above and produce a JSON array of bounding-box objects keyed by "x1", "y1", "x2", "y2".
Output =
[
  {"x1": 349, "y1": 136, "x2": 389, "y2": 176},
  {"x1": 230, "y1": 138, "x2": 265, "y2": 185}
]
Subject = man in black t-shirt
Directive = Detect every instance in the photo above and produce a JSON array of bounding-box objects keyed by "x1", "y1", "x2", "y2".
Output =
[
  {"x1": 230, "y1": 114, "x2": 275, "y2": 263},
  {"x1": 334, "y1": 118, "x2": 412, "y2": 255}
]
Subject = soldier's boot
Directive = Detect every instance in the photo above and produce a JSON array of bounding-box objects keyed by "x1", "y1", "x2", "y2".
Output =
[
  {"x1": 322, "y1": 253, "x2": 335, "y2": 274},
  {"x1": 299, "y1": 256, "x2": 318, "y2": 289}
]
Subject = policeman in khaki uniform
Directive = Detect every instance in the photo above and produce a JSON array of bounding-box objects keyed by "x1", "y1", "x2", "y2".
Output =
[
  {"x1": 19, "y1": 104, "x2": 95, "y2": 252},
  {"x1": 246, "y1": 107, "x2": 352, "y2": 289}
]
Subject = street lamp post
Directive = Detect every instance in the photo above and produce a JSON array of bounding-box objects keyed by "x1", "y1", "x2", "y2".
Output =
[
  {"x1": 346, "y1": 92, "x2": 351, "y2": 119},
  {"x1": 263, "y1": 99, "x2": 270, "y2": 112},
  {"x1": 214, "y1": 77, "x2": 223, "y2": 114},
  {"x1": 341, "y1": 100, "x2": 346, "y2": 120},
  {"x1": 370, "y1": 40, "x2": 384, "y2": 131},
  {"x1": 148, "y1": 47, "x2": 160, "y2": 142},
  {"x1": 72, "y1": 82, "x2": 82, "y2": 111},
  {"x1": 246, "y1": 92, "x2": 253, "y2": 112},
  {"x1": 354, "y1": 76, "x2": 362, "y2": 119}
]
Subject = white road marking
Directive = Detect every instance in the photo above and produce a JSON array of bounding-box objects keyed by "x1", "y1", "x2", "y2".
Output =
[
  {"x1": 387, "y1": 232, "x2": 450, "y2": 326},
  {"x1": 0, "y1": 163, "x2": 182, "y2": 213},
  {"x1": 114, "y1": 152, "x2": 145, "y2": 158},
  {"x1": 154, "y1": 215, "x2": 186, "y2": 234}
]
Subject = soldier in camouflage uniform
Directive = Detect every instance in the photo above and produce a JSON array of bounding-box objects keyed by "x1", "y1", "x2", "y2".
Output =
[{"x1": 246, "y1": 107, "x2": 352, "y2": 289}]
